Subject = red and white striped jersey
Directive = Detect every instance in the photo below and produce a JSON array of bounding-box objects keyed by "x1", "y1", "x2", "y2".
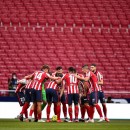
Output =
[
  {"x1": 46, "y1": 81, "x2": 58, "y2": 90},
  {"x1": 30, "y1": 71, "x2": 50, "y2": 90},
  {"x1": 25, "y1": 80, "x2": 33, "y2": 89},
  {"x1": 94, "y1": 71, "x2": 103, "y2": 91},
  {"x1": 16, "y1": 79, "x2": 31, "y2": 92},
  {"x1": 15, "y1": 84, "x2": 25, "y2": 93},
  {"x1": 62, "y1": 73, "x2": 80, "y2": 94},
  {"x1": 85, "y1": 71, "x2": 99, "y2": 93}
]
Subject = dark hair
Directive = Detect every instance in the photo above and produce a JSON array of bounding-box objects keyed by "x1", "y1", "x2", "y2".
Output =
[
  {"x1": 90, "y1": 63, "x2": 97, "y2": 67},
  {"x1": 68, "y1": 67, "x2": 74, "y2": 72},
  {"x1": 56, "y1": 66, "x2": 62, "y2": 70},
  {"x1": 55, "y1": 73, "x2": 63, "y2": 77},
  {"x1": 73, "y1": 68, "x2": 76, "y2": 73},
  {"x1": 82, "y1": 64, "x2": 88, "y2": 68},
  {"x1": 41, "y1": 64, "x2": 50, "y2": 70},
  {"x1": 48, "y1": 71, "x2": 52, "y2": 75}
]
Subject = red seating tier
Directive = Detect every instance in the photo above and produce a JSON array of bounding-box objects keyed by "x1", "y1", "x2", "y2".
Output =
[{"x1": 0, "y1": 0, "x2": 130, "y2": 98}]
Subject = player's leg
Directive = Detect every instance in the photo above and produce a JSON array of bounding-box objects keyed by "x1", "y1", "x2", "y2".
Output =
[
  {"x1": 100, "y1": 92, "x2": 110, "y2": 122},
  {"x1": 83, "y1": 95, "x2": 90, "y2": 120},
  {"x1": 73, "y1": 94, "x2": 79, "y2": 122},
  {"x1": 35, "y1": 90, "x2": 43, "y2": 122},
  {"x1": 68, "y1": 94, "x2": 73, "y2": 122},
  {"x1": 61, "y1": 93, "x2": 68, "y2": 121},
  {"x1": 52, "y1": 89, "x2": 61, "y2": 122},
  {"x1": 95, "y1": 91, "x2": 103, "y2": 122},
  {"x1": 41, "y1": 84, "x2": 47, "y2": 111},
  {"x1": 37, "y1": 101, "x2": 47, "y2": 122},
  {"x1": 102, "y1": 103, "x2": 109, "y2": 122},
  {"x1": 37, "y1": 84, "x2": 47, "y2": 122},
  {"x1": 79, "y1": 96, "x2": 86, "y2": 121},
  {"x1": 46, "y1": 103, "x2": 52, "y2": 122},
  {"x1": 36, "y1": 92, "x2": 42, "y2": 114},
  {"x1": 85, "y1": 92, "x2": 95, "y2": 123},
  {"x1": 46, "y1": 88, "x2": 53, "y2": 122},
  {"x1": 33, "y1": 102, "x2": 38, "y2": 122},
  {"x1": 28, "y1": 104, "x2": 34, "y2": 122},
  {"x1": 30, "y1": 88, "x2": 38, "y2": 122},
  {"x1": 54, "y1": 102, "x2": 57, "y2": 115},
  {"x1": 19, "y1": 89, "x2": 31, "y2": 121},
  {"x1": 56, "y1": 102, "x2": 62, "y2": 122},
  {"x1": 79, "y1": 104, "x2": 86, "y2": 122}
]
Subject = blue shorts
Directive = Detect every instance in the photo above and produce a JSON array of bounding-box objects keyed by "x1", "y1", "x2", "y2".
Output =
[
  {"x1": 60, "y1": 93, "x2": 66, "y2": 103},
  {"x1": 46, "y1": 88, "x2": 58, "y2": 103},
  {"x1": 80, "y1": 96, "x2": 89, "y2": 105},
  {"x1": 67, "y1": 93, "x2": 79, "y2": 106},
  {"x1": 98, "y1": 91, "x2": 106, "y2": 103},
  {"x1": 31, "y1": 89, "x2": 42, "y2": 102},
  {"x1": 17, "y1": 92, "x2": 25, "y2": 106},
  {"x1": 25, "y1": 89, "x2": 32, "y2": 103},
  {"x1": 89, "y1": 91, "x2": 99, "y2": 106}
]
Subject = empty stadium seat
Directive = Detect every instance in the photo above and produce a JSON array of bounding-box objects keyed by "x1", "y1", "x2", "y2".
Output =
[{"x1": 0, "y1": 0, "x2": 130, "y2": 98}]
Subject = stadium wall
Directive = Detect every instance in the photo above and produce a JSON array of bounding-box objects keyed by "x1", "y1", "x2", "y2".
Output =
[{"x1": 0, "y1": 102, "x2": 130, "y2": 119}]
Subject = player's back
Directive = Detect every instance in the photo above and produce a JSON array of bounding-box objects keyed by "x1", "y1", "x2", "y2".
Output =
[
  {"x1": 63, "y1": 73, "x2": 79, "y2": 94},
  {"x1": 31, "y1": 71, "x2": 49, "y2": 90},
  {"x1": 46, "y1": 80, "x2": 58, "y2": 90}
]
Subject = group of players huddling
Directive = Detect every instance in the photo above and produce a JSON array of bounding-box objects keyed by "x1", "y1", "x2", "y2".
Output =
[{"x1": 15, "y1": 64, "x2": 110, "y2": 123}]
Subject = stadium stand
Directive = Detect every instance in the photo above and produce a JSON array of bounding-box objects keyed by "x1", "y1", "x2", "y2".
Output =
[{"x1": 0, "y1": 0, "x2": 130, "y2": 98}]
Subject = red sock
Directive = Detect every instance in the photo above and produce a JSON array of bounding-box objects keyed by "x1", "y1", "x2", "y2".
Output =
[
  {"x1": 54, "y1": 103, "x2": 57, "y2": 115},
  {"x1": 75, "y1": 106, "x2": 79, "y2": 120},
  {"x1": 84, "y1": 105, "x2": 90, "y2": 118},
  {"x1": 81, "y1": 106, "x2": 85, "y2": 119},
  {"x1": 103, "y1": 104, "x2": 107, "y2": 118},
  {"x1": 68, "y1": 107, "x2": 72, "y2": 121},
  {"x1": 29, "y1": 109, "x2": 34, "y2": 117},
  {"x1": 46, "y1": 105, "x2": 51, "y2": 120},
  {"x1": 20, "y1": 102, "x2": 29, "y2": 115},
  {"x1": 34, "y1": 106, "x2": 37, "y2": 120},
  {"x1": 89, "y1": 106, "x2": 94, "y2": 120},
  {"x1": 25, "y1": 110, "x2": 28, "y2": 118},
  {"x1": 62, "y1": 102, "x2": 67, "y2": 118},
  {"x1": 38, "y1": 113, "x2": 41, "y2": 120},
  {"x1": 57, "y1": 105, "x2": 61, "y2": 120},
  {"x1": 95, "y1": 104, "x2": 103, "y2": 118}
]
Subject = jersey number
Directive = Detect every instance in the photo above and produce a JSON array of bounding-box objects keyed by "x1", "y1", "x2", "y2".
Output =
[
  {"x1": 35, "y1": 72, "x2": 42, "y2": 80},
  {"x1": 69, "y1": 75, "x2": 77, "y2": 83}
]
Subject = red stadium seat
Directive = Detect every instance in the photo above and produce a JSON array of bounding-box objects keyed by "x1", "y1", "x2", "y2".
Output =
[
  {"x1": 11, "y1": 17, "x2": 20, "y2": 26},
  {"x1": 0, "y1": 0, "x2": 129, "y2": 98},
  {"x1": 120, "y1": 20, "x2": 129, "y2": 28},
  {"x1": 84, "y1": 19, "x2": 93, "y2": 28},
  {"x1": 1, "y1": 17, "x2": 11, "y2": 26},
  {"x1": 20, "y1": 18, "x2": 29, "y2": 26}
]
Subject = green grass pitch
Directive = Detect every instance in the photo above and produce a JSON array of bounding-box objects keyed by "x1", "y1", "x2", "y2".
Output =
[{"x1": 0, "y1": 119, "x2": 130, "y2": 130}]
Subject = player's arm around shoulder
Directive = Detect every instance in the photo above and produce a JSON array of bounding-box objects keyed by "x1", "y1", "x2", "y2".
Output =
[
  {"x1": 74, "y1": 73, "x2": 90, "y2": 82},
  {"x1": 55, "y1": 73, "x2": 66, "y2": 84},
  {"x1": 24, "y1": 73, "x2": 34, "y2": 80},
  {"x1": 47, "y1": 73, "x2": 61, "y2": 81}
]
